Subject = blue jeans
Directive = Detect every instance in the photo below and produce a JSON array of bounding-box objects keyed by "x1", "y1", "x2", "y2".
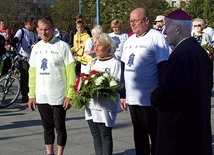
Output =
[{"x1": 87, "y1": 120, "x2": 113, "y2": 155}]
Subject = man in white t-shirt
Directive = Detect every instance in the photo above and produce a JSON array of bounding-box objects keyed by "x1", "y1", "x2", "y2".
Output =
[
  {"x1": 10, "y1": 17, "x2": 37, "y2": 101},
  {"x1": 120, "y1": 8, "x2": 169, "y2": 155},
  {"x1": 154, "y1": 15, "x2": 165, "y2": 34},
  {"x1": 27, "y1": 17, "x2": 76, "y2": 155}
]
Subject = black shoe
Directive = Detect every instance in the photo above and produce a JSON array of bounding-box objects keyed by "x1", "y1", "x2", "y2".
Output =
[{"x1": 22, "y1": 96, "x2": 29, "y2": 102}]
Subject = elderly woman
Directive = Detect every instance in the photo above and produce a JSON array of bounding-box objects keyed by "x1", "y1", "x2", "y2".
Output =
[
  {"x1": 108, "y1": 19, "x2": 128, "y2": 61},
  {"x1": 84, "y1": 33, "x2": 122, "y2": 155},
  {"x1": 192, "y1": 18, "x2": 211, "y2": 46}
]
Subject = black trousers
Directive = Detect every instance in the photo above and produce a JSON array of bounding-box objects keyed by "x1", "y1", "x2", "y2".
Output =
[
  {"x1": 129, "y1": 105, "x2": 158, "y2": 155},
  {"x1": 19, "y1": 60, "x2": 29, "y2": 97},
  {"x1": 1, "y1": 57, "x2": 11, "y2": 75},
  {"x1": 37, "y1": 104, "x2": 67, "y2": 146},
  {"x1": 87, "y1": 120, "x2": 113, "y2": 155}
]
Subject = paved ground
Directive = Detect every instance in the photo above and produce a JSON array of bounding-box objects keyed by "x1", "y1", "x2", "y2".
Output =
[
  {"x1": 0, "y1": 94, "x2": 214, "y2": 155},
  {"x1": 0, "y1": 98, "x2": 135, "y2": 155}
]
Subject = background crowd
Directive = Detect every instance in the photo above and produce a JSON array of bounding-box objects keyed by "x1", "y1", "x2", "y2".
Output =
[{"x1": 0, "y1": 7, "x2": 213, "y2": 155}]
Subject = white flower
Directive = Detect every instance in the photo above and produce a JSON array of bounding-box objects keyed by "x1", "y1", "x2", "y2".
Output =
[
  {"x1": 110, "y1": 79, "x2": 117, "y2": 86},
  {"x1": 103, "y1": 72, "x2": 109, "y2": 78},
  {"x1": 91, "y1": 74, "x2": 96, "y2": 78},
  {"x1": 84, "y1": 80, "x2": 89, "y2": 85},
  {"x1": 95, "y1": 76, "x2": 105, "y2": 86},
  {"x1": 100, "y1": 76, "x2": 105, "y2": 80}
]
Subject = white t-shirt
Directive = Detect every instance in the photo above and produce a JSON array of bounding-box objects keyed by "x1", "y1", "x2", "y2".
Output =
[
  {"x1": 203, "y1": 27, "x2": 214, "y2": 44},
  {"x1": 84, "y1": 57, "x2": 121, "y2": 127},
  {"x1": 108, "y1": 32, "x2": 128, "y2": 61},
  {"x1": 81, "y1": 38, "x2": 94, "y2": 73},
  {"x1": 84, "y1": 37, "x2": 93, "y2": 53},
  {"x1": 29, "y1": 37, "x2": 74, "y2": 105},
  {"x1": 121, "y1": 29, "x2": 169, "y2": 106},
  {"x1": 14, "y1": 28, "x2": 37, "y2": 58}
]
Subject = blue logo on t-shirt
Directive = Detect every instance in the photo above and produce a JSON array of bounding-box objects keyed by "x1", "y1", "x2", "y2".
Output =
[
  {"x1": 127, "y1": 53, "x2": 135, "y2": 67},
  {"x1": 41, "y1": 58, "x2": 48, "y2": 70}
]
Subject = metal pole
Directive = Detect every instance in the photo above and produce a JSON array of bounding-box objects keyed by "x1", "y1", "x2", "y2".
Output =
[
  {"x1": 79, "y1": 0, "x2": 82, "y2": 15},
  {"x1": 96, "y1": 0, "x2": 100, "y2": 25}
]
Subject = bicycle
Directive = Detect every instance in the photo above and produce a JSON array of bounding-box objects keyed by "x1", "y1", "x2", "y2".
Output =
[{"x1": 0, "y1": 48, "x2": 21, "y2": 108}]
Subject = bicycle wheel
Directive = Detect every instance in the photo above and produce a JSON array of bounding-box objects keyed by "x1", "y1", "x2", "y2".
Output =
[{"x1": 0, "y1": 75, "x2": 21, "y2": 108}]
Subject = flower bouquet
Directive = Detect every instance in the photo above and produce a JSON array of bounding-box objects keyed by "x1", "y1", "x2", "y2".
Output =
[
  {"x1": 202, "y1": 43, "x2": 214, "y2": 60},
  {"x1": 71, "y1": 70, "x2": 124, "y2": 110}
]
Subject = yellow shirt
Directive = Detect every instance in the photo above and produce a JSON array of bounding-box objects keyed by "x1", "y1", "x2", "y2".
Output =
[{"x1": 71, "y1": 31, "x2": 90, "y2": 62}]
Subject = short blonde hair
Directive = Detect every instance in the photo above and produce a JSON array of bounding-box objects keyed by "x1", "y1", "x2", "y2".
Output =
[
  {"x1": 93, "y1": 33, "x2": 115, "y2": 54},
  {"x1": 192, "y1": 18, "x2": 206, "y2": 30},
  {"x1": 111, "y1": 19, "x2": 122, "y2": 28}
]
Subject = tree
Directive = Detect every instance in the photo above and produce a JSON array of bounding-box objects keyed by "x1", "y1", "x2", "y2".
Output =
[
  {"x1": 135, "y1": 0, "x2": 171, "y2": 27},
  {"x1": 47, "y1": 0, "x2": 79, "y2": 32},
  {"x1": 0, "y1": 0, "x2": 46, "y2": 34},
  {"x1": 81, "y1": 0, "x2": 171, "y2": 33},
  {"x1": 185, "y1": 0, "x2": 214, "y2": 27}
]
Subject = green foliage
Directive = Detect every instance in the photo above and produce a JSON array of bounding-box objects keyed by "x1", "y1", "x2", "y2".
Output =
[
  {"x1": 0, "y1": 0, "x2": 37, "y2": 33},
  {"x1": 140, "y1": 0, "x2": 171, "y2": 27},
  {"x1": 80, "y1": 0, "x2": 171, "y2": 33},
  {"x1": 0, "y1": 0, "x2": 213, "y2": 36},
  {"x1": 48, "y1": 0, "x2": 79, "y2": 32},
  {"x1": 185, "y1": 0, "x2": 214, "y2": 27}
]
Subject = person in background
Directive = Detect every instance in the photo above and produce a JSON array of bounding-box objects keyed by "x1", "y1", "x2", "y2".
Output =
[
  {"x1": 0, "y1": 35, "x2": 5, "y2": 76},
  {"x1": 120, "y1": 7, "x2": 169, "y2": 155},
  {"x1": 70, "y1": 14, "x2": 92, "y2": 47},
  {"x1": 192, "y1": 18, "x2": 211, "y2": 46},
  {"x1": 202, "y1": 18, "x2": 214, "y2": 45},
  {"x1": 27, "y1": 16, "x2": 76, "y2": 155},
  {"x1": 150, "y1": 9, "x2": 212, "y2": 155},
  {"x1": 83, "y1": 33, "x2": 121, "y2": 155},
  {"x1": 81, "y1": 25, "x2": 103, "y2": 73},
  {"x1": 0, "y1": 19, "x2": 11, "y2": 44},
  {"x1": 154, "y1": 15, "x2": 165, "y2": 34},
  {"x1": 154, "y1": 15, "x2": 175, "y2": 52},
  {"x1": 0, "y1": 35, "x2": 5, "y2": 56},
  {"x1": 108, "y1": 19, "x2": 128, "y2": 61},
  {"x1": 0, "y1": 20, "x2": 12, "y2": 75},
  {"x1": 10, "y1": 17, "x2": 37, "y2": 101},
  {"x1": 71, "y1": 20, "x2": 90, "y2": 75}
]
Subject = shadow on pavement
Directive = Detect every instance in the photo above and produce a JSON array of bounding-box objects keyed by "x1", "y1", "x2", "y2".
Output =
[
  {"x1": 0, "y1": 119, "x2": 42, "y2": 130},
  {"x1": 114, "y1": 148, "x2": 135, "y2": 155}
]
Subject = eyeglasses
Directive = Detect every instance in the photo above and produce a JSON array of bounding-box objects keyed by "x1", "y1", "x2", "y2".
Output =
[
  {"x1": 76, "y1": 26, "x2": 84, "y2": 29},
  {"x1": 194, "y1": 24, "x2": 202, "y2": 27},
  {"x1": 129, "y1": 17, "x2": 147, "y2": 24}
]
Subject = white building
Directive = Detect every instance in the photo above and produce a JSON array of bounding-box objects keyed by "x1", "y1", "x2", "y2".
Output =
[{"x1": 166, "y1": 0, "x2": 189, "y2": 7}]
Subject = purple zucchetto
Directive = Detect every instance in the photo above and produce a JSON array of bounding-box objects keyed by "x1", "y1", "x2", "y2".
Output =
[{"x1": 166, "y1": 9, "x2": 191, "y2": 20}]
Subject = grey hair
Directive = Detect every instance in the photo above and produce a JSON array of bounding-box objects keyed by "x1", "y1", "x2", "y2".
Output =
[
  {"x1": 38, "y1": 16, "x2": 55, "y2": 28},
  {"x1": 171, "y1": 19, "x2": 192, "y2": 31},
  {"x1": 91, "y1": 25, "x2": 103, "y2": 37},
  {"x1": 93, "y1": 33, "x2": 115, "y2": 54}
]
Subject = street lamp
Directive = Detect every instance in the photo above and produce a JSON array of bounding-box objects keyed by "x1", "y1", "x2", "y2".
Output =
[
  {"x1": 79, "y1": 0, "x2": 82, "y2": 15},
  {"x1": 96, "y1": 0, "x2": 100, "y2": 25}
]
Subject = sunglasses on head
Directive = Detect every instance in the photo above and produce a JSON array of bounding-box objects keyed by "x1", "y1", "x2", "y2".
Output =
[{"x1": 194, "y1": 24, "x2": 202, "y2": 27}]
